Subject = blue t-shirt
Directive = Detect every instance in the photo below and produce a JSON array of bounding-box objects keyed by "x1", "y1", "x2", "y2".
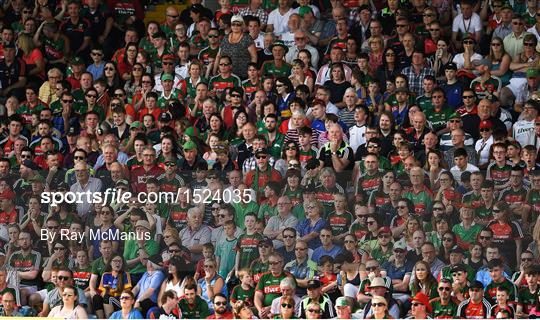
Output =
[
  {"x1": 296, "y1": 218, "x2": 328, "y2": 249},
  {"x1": 109, "y1": 309, "x2": 143, "y2": 319},
  {"x1": 136, "y1": 270, "x2": 165, "y2": 303},
  {"x1": 311, "y1": 245, "x2": 343, "y2": 264}
]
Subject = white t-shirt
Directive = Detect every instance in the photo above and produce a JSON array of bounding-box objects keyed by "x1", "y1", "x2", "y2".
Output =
[
  {"x1": 349, "y1": 124, "x2": 367, "y2": 152},
  {"x1": 513, "y1": 119, "x2": 536, "y2": 147},
  {"x1": 452, "y1": 52, "x2": 483, "y2": 69},
  {"x1": 268, "y1": 8, "x2": 294, "y2": 36},
  {"x1": 475, "y1": 135, "x2": 494, "y2": 166},
  {"x1": 450, "y1": 163, "x2": 480, "y2": 183},
  {"x1": 452, "y1": 13, "x2": 483, "y2": 34}
]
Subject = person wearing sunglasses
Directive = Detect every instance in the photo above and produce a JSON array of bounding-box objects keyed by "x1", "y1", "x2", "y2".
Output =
[
  {"x1": 297, "y1": 279, "x2": 334, "y2": 319},
  {"x1": 275, "y1": 295, "x2": 296, "y2": 319},
  {"x1": 456, "y1": 281, "x2": 492, "y2": 318},
  {"x1": 109, "y1": 290, "x2": 143, "y2": 319},
  {"x1": 47, "y1": 285, "x2": 88, "y2": 319},
  {"x1": 206, "y1": 293, "x2": 233, "y2": 319},
  {"x1": 39, "y1": 268, "x2": 89, "y2": 317},
  {"x1": 430, "y1": 278, "x2": 459, "y2": 318},
  {"x1": 365, "y1": 295, "x2": 391, "y2": 319}
]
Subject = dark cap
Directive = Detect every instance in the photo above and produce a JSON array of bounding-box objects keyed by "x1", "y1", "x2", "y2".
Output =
[
  {"x1": 0, "y1": 189, "x2": 15, "y2": 200},
  {"x1": 307, "y1": 279, "x2": 323, "y2": 289},
  {"x1": 254, "y1": 148, "x2": 269, "y2": 156},
  {"x1": 445, "y1": 62, "x2": 458, "y2": 71},
  {"x1": 449, "y1": 246, "x2": 465, "y2": 255},
  {"x1": 115, "y1": 179, "x2": 129, "y2": 187},
  {"x1": 450, "y1": 264, "x2": 467, "y2": 273},
  {"x1": 4, "y1": 42, "x2": 15, "y2": 49},
  {"x1": 159, "y1": 112, "x2": 172, "y2": 122},
  {"x1": 67, "y1": 126, "x2": 79, "y2": 136},
  {"x1": 469, "y1": 280, "x2": 484, "y2": 289}
]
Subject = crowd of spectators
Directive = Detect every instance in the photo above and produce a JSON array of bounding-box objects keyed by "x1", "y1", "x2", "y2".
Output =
[{"x1": 1, "y1": 0, "x2": 540, "y2": 318}]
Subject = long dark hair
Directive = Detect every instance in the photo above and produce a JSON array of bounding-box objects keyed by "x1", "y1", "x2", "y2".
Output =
[{"x1": 104, "y1": 254, "x2": 126, "y2": 293}]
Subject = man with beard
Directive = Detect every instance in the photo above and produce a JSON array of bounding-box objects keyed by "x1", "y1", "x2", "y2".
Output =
[
  {"x1": 262, "y1": 114, "x2": 285, "y2": 159},
  {"x1": 178, "y1": 283, "x2": 210, "y2": 318},
  {"x1": 207, "y1": 294, "x2": 233, "y2": 319},
  {"x1": 7, "y1": 231, "x2": 40, "y2": 306}
]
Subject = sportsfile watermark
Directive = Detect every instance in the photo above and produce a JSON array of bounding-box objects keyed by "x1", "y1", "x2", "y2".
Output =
[{"x1": 40, "y1": 187, "x2": 254, "y2": 207}]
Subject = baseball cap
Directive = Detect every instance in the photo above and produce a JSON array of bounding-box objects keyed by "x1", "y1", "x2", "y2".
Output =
[
  {"x1": 527, "y1": 68, "x2": 539, "y2": 78},
  {"x1": 67, "y1": 126, "x2": 80, "y2": 136},
  {"x1": 449, "y1": 246, "x2": 465, "y2": 255},
  {"x1": 395, "y1": 87, "x2": 409, "y2": 94},
  {"x1": 162, "y1": 54, "x2": 175, "y2": 61},
  {"x1": 231, "y1": 15, "x2": 244, "y2": 24},
  {"x1": 159, "y1": 112, "x2": 172, "y2": 122},
  {"x1": 393, "y1": 242, "x2": 407, "y2": 252},
  {"x1": 22, "y1": 160, "x2": 40, "y2": 171},
  {"x1": 258, "y1": 237, "x2": 273, "y2": 247},
  {"x1": 335, "y1": 297, "x2": 348, "y2": 308},
  {"x1": 450, "y1": 264, "x2": 467, "y2": 273},
  {"x1": 378, "y1": 226, "x2": 391, "y2": 235},
  {"x1": 255, "y1": 148, "x2": 269, "y2": 156},
  {"x1": 444, "y1": 62, "x2": 458, "y2": 70},
  {"x1": 29, "y1": 174, "x2": 45, "y2": 183},
  {"x1": 449, "y1": 112, "x2": 460, "y2": 120},
  {"x1": 183, "y1": 140, "x2": 197, "y2": 151},
  {"x1": 70, "y1": 56, "x2": 84, "y2": 65},
  {"x1": 161, "y1": 73, "x2": 174, "y2": 81},
  {"x1": 307, "y1": 279, "x2": 323, "y2": 289},
  {"x1": 130, "y1": 121, "x2": 143, "y2": 129},
  {"x1": 479, "y1": 120, "x2": 493, "y2": 129},
  {"x1": 410, "y1": 292, "x2": 432, "y2": 313},
  {"x1": 135, "y1": 220, "x2": 151, "y2": 230},
  {"x1": 115, "y1": 179, "x2": 129, "y2": 187},
  {"x1": 298, "y1": 6, "x2": 313, "y2": 17}
]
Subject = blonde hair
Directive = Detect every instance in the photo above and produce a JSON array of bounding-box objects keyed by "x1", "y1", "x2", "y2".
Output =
[{"x1": 17, "y1": 33, "x2": 35, "y2": 56}]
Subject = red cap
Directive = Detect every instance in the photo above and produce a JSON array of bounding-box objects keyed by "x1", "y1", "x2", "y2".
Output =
[
  {"x1": 0, "y1": 189, "x2": 16, "y2": 200},
  {"x1": 410, "y1": 292, "x2": 432, "y2": 313},
  {"x1": 378, "y1": 226, "x2": 392, "y2": 234},
  {"x1": 161, "y1": 54, "x2": 175, "y2": 61},
  {"x1": 479, "y1": 120, "x2": 492, "y2": 129}
]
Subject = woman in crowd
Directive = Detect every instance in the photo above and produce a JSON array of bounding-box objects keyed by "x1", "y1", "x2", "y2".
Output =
[
  {"x1": 97, "y1": 254, "x2": 133, "y2": 318},
  {"x1": 48, "y1": 285, "x2": 88, "y2": 319},
  {"x1": 410, "y1": 260, "x2": 438, "y2": 299}
]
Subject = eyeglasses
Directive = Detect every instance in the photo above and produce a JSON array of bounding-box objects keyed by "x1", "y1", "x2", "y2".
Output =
[
  {"x1": 522, "y1": 257, "x2": 533, "y2": 261},
  {"x1": 285, "y1": 146, "x2": 297, "y2": 150},
  {"x1": 479, "y1": 236, "x2": 491, "y2": 240},
  {"x1": 62, "y1": 99, "x2": 74, "y2": 103},
  {"x1": 429, "y1": 28, "x2": 440, "y2": 31},
  {"x1": 58, "y1": 276, "x2": 70, "y2": 281},
  {"x1": 162, "y1": 62, "x2": 174, "y2": 65},
  {"x1": 438, "y1": 287, "x2": 451, "y2": 291},
  {"x1": 367, "y1": 145, "x2": 379, "y2": 148},
  {"x1": 219, "y1": 63, "x2": 231, "y2": 66},
  {"x1": 21, "y1": 154, "x2": 32, "y2": 159},
  {"x1": 114, "y1": 93, "x2": 124, "y2": 97},
  {"x1": 443, "y1": 237, "x2": 453, "y2": 242},
  {"x1": 307, "y1": 309, "x2": 321, "y2": 313},
  {"x1": 295, "y1": 37, "x2": 307, "y2": 41},
  {"x1": 491, "y1": 43, "x2": 501, "y2": 47},
  {"x1": 281, "y1": 303, "x2": 293, "y2": 308},
  {"x1": 74, "y1": 156, "x2": 86, "y2": 160},
  {"x1": 462, "y1": 95, "x2": 475, "y2": 99},
  {"x1": 385, "y1": 52, "x2": 396, "y2": 57},
  {"x1": 133, "y1": 67, "x2": 143, "y2": 71},
  {"x1": 367, "y1": 221, "x2": 376, "y2": 225},
  {"x1": 208, "y1": 35, "x2": 219, "y2": 38},
  {"x1": 433, "y1": 207, "x2": 444, "y2": 211},
  {"x1": 165, "y1": 162, "x2": 176, "y2": 167},
  {"x1": 169, "y1": 249, "x2": 181, "y2": 253},
  {"x1": 120, "y1": 296, "x2": 132, "y2": 300},
  {"x1": 412, "y1": 303, "x2": 424, "y2": 307},
  {"x1": 397, "y1": 205, "x2": 407, "y2": 209},
  {"x1": 275, "y1": 84, "x2": 284, "y2": 87},
  {"x1": 231, "y1": 94, "x2": 241, "y2": 98},
  {"x1": 62, "y1": 293, "x2": 74, "y2": 297},
  {"x1": 104, "y1": 67, "x2": 115, "y2": 71},
  {"x1": 378, "y1": 234, "x2": 390, "y2": 239},
  {"x1": 91, "y1": 52, "x2": 103, "y2": 56},
  {"x1": 524, "y1": 42, "x2": 536, "y2": 47},
  {"x1": 256, "y1": 155, "x2": 267, "y2": 159},
  {"x1": 54, "y1": 247, "x2": 65, "y2": 251},
  {"x1": 23, "y1": 10, "x2": 32, "y2": 13},
  {"x1": 423, "y1": 13, "x2": 435, "y2": 17},
  {"x1": 480, "y1": 128, "x2": 491, "y2": 132},
  {"x1": 366, "y1": 266, "x2": 378, "y2": 271},
  {"x1": 86, "y1": 94, "x2": 97, "y2": 98},
  {"x1": 167, "y1": 14, "x2": 179, "y2": 18},
  {"x1": 396, "y1": 24, "x2": 408, "y2": 28},
  {"x1": 215, "y1": 301, "x2": 227, "y2": 306},
  {"x1": 372, "y1": 303, "x2": 386, "y2": 307},
  {"x1": 142, "y1": 80, "x2": 152, "y2": 84}
]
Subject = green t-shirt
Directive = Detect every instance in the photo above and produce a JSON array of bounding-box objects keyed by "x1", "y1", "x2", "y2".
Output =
[
  {"x1": 261, "y1": 61, "x2": 292, "y2": 78},
  {"x1": 91, "y1": 257, "x2": 107, "y2": 276},
  {"x1": 452, "y1": 223, "x2": 483, "y2": 247},
  {"x1": 232, "y1": 202, "x2": 260, "y2": 229},
  {"x1": 231, "y1": 284, "x2": 255, "y2": 307},
  {"x1": 8, "y1": 250, "x2": 41, "y2": 286},
  {"x1": 327, "y1": 211, "x2": 353, "y2": 237},
  {"x1": 256, "y1": 272, "x2": 293, "y2": 307},
  {"x1": 215, "y1": 237, "x2": 237, "y2": 278},
  {"x1": 178, "y1": 296, "x2": 211, "y2": 319},
  {"x1": 403, "y1": 187, "x2": 433, "y2": 218},
  {"x1": 123, "y1": 239, "x2": 159, "y2": 274},
  {"x1": 236, "y1": 232, "x2": 264, "y2": 269},
  {"x1": 430, "y1": 298, "x2": 459, "y2": 318},
  {"x1": 258, "y1": 203, "x2": 278, "y2": 223},
  {"x1": 424, "y1": 105, "x2": 454, "y2": 132}
]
